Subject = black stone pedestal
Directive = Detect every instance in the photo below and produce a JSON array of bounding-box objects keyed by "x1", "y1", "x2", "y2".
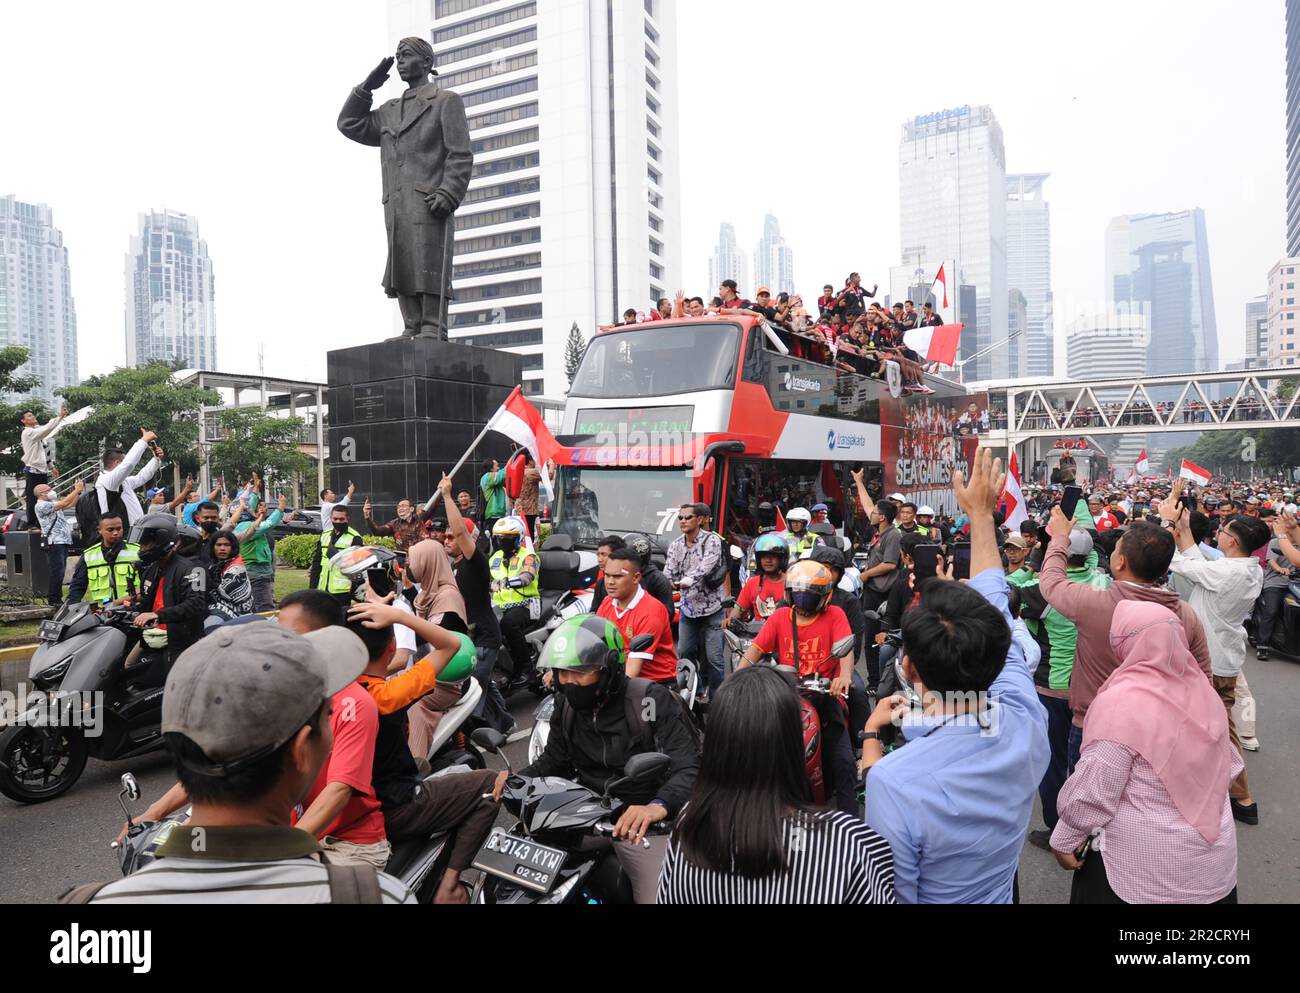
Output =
[{"x1": 326, "y1": 338, "x2": 523, "y2": 524}]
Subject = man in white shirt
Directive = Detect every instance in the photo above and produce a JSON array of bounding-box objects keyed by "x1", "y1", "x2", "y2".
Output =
[
  {"x1": 319, "y1": 481, "x2": 356, "y2": 532},
  {"x1": 1158, "y1": 481, "x2": 1270, "y2": 825},
  {"x1": 95, "y1": 429, "x2": 162, "y2": 527},
  {"x1": 20, "y1": 404, "x2": 67, "y2": 525}
]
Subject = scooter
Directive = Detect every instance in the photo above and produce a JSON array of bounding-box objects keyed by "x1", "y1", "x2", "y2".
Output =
[
  {"x1": 110, "y1": 770, "x2": 461, "y2": 903},
  {"x1": 469, "y1": 727, "x2": 672, "y2": 905},
  {"x1": 0, "y1": 602, "x2": 166, "y2": 804},
  {"x1": 424, "y1": 677, "x2": 487, "y2": 774}
]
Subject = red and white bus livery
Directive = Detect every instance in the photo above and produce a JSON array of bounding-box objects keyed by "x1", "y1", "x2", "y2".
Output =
[{"x1": 549, "y1": 315, "x2": 984, "y2": 546}]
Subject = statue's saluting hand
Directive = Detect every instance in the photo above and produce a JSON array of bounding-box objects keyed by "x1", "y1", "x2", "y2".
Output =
[{"x1": 361, "y1": 57, "x2": 394, "y2": 92}]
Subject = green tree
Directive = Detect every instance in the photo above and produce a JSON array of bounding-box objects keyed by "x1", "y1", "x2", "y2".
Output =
[
  {"x1": 0, "y1": 346, "x2": 51, "y2": 476},
  {"x1": 564, "y1": 321, "x2": 587, "y2": 387},
  {"x1": 207, "y1": 409, "x2": 314, "y2": 501},
  {"x1": 56, "y1": 363, "x2": 219, "y2": 477}
]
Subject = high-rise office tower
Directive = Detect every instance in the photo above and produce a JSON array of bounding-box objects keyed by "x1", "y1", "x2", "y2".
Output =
[
  {"x1": 126, "y1": 209, "x2": 217, "y2": 370},
  {"x1": 1006, "y1": 173, "x2": 1053, "y2": 378},
  {"x1": 1267, "y1": 258, "x2": 1300, "y2": 367},
  {"x1": 1105, "y1": 210, "x2": 1218, "y2": 375},
  {"x1": 1288, "y1": 0, "x2": 1300, "y2": 256},
  {"x1": 388, "y1": 0, "x2": 682, "y2": 396},
  {"x1": 0, "y1": 196, "x2": 78, "y2": 404},
  {"x1": 1244, "y1": 294, "x2": 1268, "y2": 367},
  {"x1": 1066, "y1": 314, "x2": 1149, "y2": 381},
  {"x1": 753, "y1": 213, "x2": 794, "y2": 295},
  {"x1": 899, "y1": 104, "x2": 1008, "y2": 382},
  {"x1": 708, "y1": 222, "x2": 748, "y2": 295}
]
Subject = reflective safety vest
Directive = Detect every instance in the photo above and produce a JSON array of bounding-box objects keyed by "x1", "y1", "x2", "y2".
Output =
[
  {"x1": 897, "y1": 523, "x2": 932, "y2": 538},
  {"x1": 490, "y1": 548, "x2": 540, "y2": 607},
  {"x1": 781, "y1": 530, "x2": 822, "y2": 560},
  {"x1": 83, "y1": 542, "x2": 140, "y2": 604},
  {"x1": 317, "y1": 529, "x2": 362, "y2": 594}
]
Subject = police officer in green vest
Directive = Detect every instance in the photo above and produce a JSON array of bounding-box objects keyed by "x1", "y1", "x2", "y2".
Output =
[
  {"x1": 780, "y1": 507, "x2": 822, "y2": 561},
  {"x1": 309, "y1": 505, "x2": 364, "y2": 607},
  {"x1": 490, "y1": 516, "x2": 540, "y2": 685},
  {"x1": 67, "y1": 512, "x2": 140, "y2": 606}
]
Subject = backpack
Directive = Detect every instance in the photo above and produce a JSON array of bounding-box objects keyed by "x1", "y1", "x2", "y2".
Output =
[
  {"x1": 700, "y1": 532, "x2": 729, "y2": 591},
  {"x1": 59, "y1": 863, "x2": 384, "y2": 904},
  {"x1": 76, "y1": 484, "x2": 126, "y2": 542}
]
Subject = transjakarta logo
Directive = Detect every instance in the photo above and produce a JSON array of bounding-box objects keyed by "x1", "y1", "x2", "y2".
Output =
[
  {"x1": 782, "y1": 372, "x2": 823, "y2": 393},
  {"x1": 827, "y1": 431, "x2": 869, "y2": 452}
]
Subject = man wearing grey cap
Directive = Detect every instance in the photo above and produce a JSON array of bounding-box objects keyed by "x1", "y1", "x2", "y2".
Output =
[{"x1": 65, "y1": 624, "x2": 414, "y2": 903}]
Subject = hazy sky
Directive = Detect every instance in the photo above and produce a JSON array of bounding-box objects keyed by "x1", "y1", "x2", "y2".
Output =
[{"x1": 2, "y1": 0, "x2": 1286, "y2": 385}]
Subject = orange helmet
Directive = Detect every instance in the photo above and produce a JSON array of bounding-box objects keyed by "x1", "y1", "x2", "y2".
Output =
[{"x1": 784, "y1": 559, "x2": 835, "y2": 614}]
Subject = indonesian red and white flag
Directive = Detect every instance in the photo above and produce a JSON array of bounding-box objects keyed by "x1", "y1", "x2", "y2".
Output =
[
  {"x1": 931, "y1": 264, "x2": 952, "y2": 321},
  {"x1": 904, "y1": 323, "x2": 963, "y2": 366},
  {"x1": 1135, "y1": 449, "x2": 1150, "y2": 475},
  {"x1": 486, "y1": 387, "x2": 560, "y2": 502},
  {"x1": 1179, "y1": 459, "x2": 1212, "y2": 487},
  {"x1": 999, "y1": 452, "x2": 1029, "y2": 531},
  {"x1": 1127, "y1": 470, "x2": 1138, "y2": 485}
]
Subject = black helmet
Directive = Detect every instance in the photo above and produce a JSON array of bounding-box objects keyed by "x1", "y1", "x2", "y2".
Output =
[
  {"x1": 757, "y1": 501, "x2": 776, "y2": 527},
  {"x1": 175, "y1": 523, "x2": 203, "y2": 558},
  {"x1": 623, "y1": 533, "x2": 653, "y2": 570},
  {"x1": 809, "y1": 544, "x2": 845, "y2": 573},
  {"x1": 130, "y1": 513, "x2": 178, "y2": 565}
]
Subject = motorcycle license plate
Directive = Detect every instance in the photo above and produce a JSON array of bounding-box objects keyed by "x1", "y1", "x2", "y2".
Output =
[
  {"x1": 471, "y1": 828, "x2": 565, "y2": 894},
  {"x1": 38, "y1": 621, "x2": 64, "y2": 642}
]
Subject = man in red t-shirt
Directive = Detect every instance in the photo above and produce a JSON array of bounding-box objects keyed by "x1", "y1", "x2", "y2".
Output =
[
  {"x1": 296, "y1": 678, "x2": 389, "y2": 868},
  {"x1": 596, "y1": 548, "x2": 677, "y2": 683}
]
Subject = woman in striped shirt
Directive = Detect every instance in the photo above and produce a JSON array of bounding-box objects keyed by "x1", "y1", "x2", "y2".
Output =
[{"x1": 657, "y1": 666, "x2": 894, "y2": 904}]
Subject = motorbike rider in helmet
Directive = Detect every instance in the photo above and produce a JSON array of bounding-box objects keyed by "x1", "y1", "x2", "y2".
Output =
[
  {"x1": 781, "y1": 507, "x2": 823, "y2": 561},
  {"x1": 737, "y1": 559, "x2": 857, "y2": 813},
  {"x1": 495, "y1": 615, "x2": 700, "y2": 904},
  {"x1": 622, "y1": 533, "x2": 675, "y2": 619},
  {"x1": 755, "y1": 501, "x2": 779, "y2": 535},
  {"x1": 121, "y1": 512, "x2": 208, "y2": 686},
  {"x1": 731, "y1": 532, "x2": 789, "y2": 627},
  {"x1": 809, "y1": 544, "x2": 872, "y2": 741},
  {"x1": 488, "y1": 516, "x2": 541, "y2": 686}
]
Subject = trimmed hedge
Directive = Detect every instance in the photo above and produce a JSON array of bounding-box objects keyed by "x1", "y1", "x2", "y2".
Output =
[{"x1": 275, "y1": 533, "x2": 396, "y2": 568}]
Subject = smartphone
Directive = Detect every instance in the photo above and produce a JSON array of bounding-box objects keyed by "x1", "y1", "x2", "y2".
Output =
[
  {"x1": 952, "y1": 542, "x2": 972, "y2": 582},
  {"x1": 912, "y1": 543, "x2": 942, "y2": 581},
  {"x1": 1059, "y1": 485, "x2": 1084, "y2": 520},
  {"x1": 1179, "y1": 493, "x2": 1198, "y2": 513},
  {"x1": 1036, "y1": 525, "x2": 1052, "y2": 548}
]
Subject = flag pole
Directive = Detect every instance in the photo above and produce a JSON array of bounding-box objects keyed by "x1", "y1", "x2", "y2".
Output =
[{"x1": 425, "y1": 421, "x2": 496, "y2": 513}]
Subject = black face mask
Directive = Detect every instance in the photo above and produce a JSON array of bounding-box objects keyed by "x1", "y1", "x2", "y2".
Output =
[
  {"x1": 198, "y1": 521, "x2": 219, "y2": 535},
  {"x1": 333, "y1": 523, "x2": 348, "y2": 535},
  {"x1": 559, "y1": 680, "x2": 600, "y2": 712}
]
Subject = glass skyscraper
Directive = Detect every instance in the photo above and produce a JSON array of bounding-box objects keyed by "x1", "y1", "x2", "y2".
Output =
[
  {"x1": 899, "y1": 105, "x2": 1008, "y2": 382},
  {"x1": 1105, "y1": 210, "x2": 1219, "y2": 375},
  {"x1": 1288, "y1": 0, "x2": 1300, "y2": 256},
  {"x1": 126, "y1": 210, "x2": 217, "y2": 370},
  {"x1": 708, "y1": 222, "x2": 748, "y2": 295},
  {"x1": 0, "y1": 196, "x2": 78, "y2": 405},
  {"x1": 1006, "y1": 173, "x2": 1053, "y2": 378},
  {"x1": 753, "y1": 213, "x2": 794, "y2": 295}
]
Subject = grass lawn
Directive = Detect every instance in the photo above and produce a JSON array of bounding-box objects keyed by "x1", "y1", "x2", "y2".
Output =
[
  {"x1": 0, "y1": 620, "x2": 42, "y2": 649},
  {"x1": 274, "y1": 568, "x2": 310, "y2": 604}
]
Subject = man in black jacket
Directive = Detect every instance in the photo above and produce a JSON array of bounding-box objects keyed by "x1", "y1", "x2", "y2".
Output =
[
  {"x1": 810, "y1": 545, "x2": 873, "y2": 738},
  {"x1": 124, "y1": 513, "x2": 208, "y2": 688},
  {"x1": 499, "y1": 615, "x2": 699, "y2": 904}
]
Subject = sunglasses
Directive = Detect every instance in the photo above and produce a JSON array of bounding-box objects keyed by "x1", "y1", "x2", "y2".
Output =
[{"x1": 678, "y1": 515, "x2": 697, "y2": 522}]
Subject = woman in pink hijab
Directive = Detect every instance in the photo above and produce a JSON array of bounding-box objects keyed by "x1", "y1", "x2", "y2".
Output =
[
  {"x1": 1050, "y1": 600, "x2": 1241, "y2": 903},
  {"x1": 403, "y1": 540, "x2": 471, "y2": 762}
]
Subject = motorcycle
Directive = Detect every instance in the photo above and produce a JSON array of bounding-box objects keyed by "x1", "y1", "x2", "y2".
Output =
[
  {"x1": 0, "y1": 602, "x2": 167, "y2": 803},
  {"x1": 110, "y1": 770, "x2": 461, "y2": 904},
  {"x1": 469, "y1": 727, "x2": 672, "y2": 905}
]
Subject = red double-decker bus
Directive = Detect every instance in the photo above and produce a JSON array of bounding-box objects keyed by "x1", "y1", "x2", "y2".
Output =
[{"x1": 549, "y1": 315, "x2": 986, "y2": 548}]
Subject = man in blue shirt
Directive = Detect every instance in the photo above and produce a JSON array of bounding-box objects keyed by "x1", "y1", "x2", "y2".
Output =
[{"x1": 862, "y1": 448, "x2": 1050, "y2": 903}]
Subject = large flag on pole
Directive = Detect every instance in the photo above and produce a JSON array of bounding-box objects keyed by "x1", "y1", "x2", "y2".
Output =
[
  {"x1": 903, "y1": 323, "x2": 963, "y2": 366},
  {"x1": 999, "y1": 452, "x2": 1029, "y2": 531},
  {"x1": 931, "y1": 263, "x2": 952, "y2": 322},
  {"x1": 1178, "y1": 459, "x2": 1212, "y2": 487},
  {"x1": 1135, "y1": 449, "x2": 1150, "y2": 476},
  {"x1": 486, "y1": 387, "x2": 560, "y2": 502}
]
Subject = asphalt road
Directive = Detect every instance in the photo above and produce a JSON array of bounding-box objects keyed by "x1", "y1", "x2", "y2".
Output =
[{"x1": 2, "y1": 655, "x2": 1297, "y2": 904}]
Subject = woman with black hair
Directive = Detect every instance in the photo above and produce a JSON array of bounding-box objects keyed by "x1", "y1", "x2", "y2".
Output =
[
  {"x1": 657, "y1": 666, "x2": 895, "y2": 904},
  {"x1": 205, "y1": 529, "x2": 253, "y2": 625}
]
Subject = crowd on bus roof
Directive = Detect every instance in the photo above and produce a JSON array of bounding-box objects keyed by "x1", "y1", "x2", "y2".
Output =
[{"x1": 617, "y1": 272, "x2": 943, "y2": 396}]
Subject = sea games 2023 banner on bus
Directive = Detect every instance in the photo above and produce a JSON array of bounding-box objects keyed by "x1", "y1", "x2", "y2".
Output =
[{"x1": 880, "y1": 392, "x2": 991, "y2": 515}]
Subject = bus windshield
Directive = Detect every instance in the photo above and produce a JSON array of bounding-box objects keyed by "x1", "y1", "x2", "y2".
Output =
[
  {"x1": 569, "y1": 323, "x2": 740, "y2": 399},
  {"x1": 551, "y1": 467, "x2": 694, "y2": 545}
]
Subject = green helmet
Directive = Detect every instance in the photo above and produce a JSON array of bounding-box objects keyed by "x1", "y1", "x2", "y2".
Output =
[
  {"x1": 536, "y1": 615, "x2": 625, "y2": 673},
  {"x1": 438, "y1": 632, "x2": 477, "y2": 684}
]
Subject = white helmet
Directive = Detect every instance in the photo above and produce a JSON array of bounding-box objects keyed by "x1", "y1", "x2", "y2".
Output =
[
  {"x1": 917, "y1": 505, "x2": 935, "y2": 517},
  {"x1": 786, "y1": 508, "x2": 811, "y2": 523}
]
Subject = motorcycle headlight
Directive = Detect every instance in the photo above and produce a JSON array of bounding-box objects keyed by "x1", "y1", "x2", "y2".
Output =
[{"x1": 32, "y1": 653, "x2": 75, "y2": 687}]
